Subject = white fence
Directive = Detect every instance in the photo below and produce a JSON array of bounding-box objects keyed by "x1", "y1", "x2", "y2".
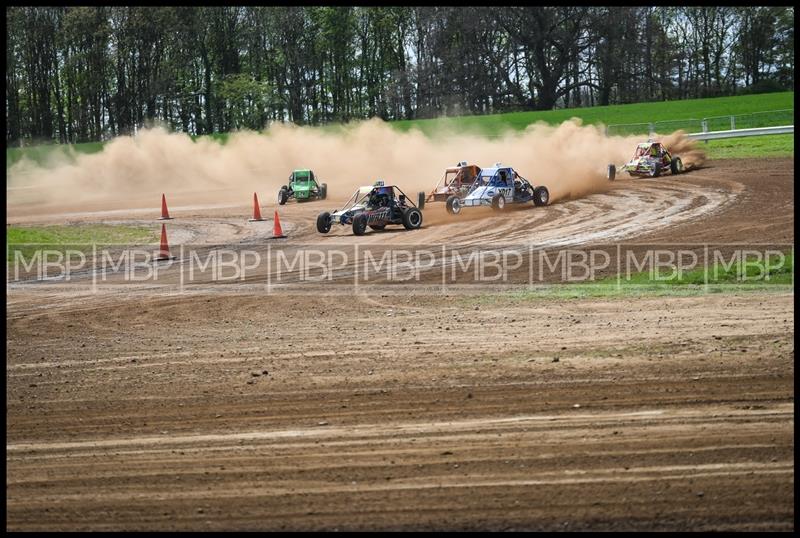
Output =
[
  {"x1": 686, "y1": 125, "x2": 794, "y2": 141},
  {"x1": 606, "y1": 108, "x2": 794, "y2": 138}
]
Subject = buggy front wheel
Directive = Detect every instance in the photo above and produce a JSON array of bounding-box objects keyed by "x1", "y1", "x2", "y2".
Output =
[
  {"x1": 278, "y1": 188, "x2": 289, "y2": 205},
  {"x1": 491, "y1": 194, "x2": 506, "y2": 211},
  {"x1": 316, "y1": 212, "x2": 332, "y2": 234},
  {"x1": 648, "y1": 163, "x2": 662, "y2": 178},
  {"x1": 445, "y1": 195, "x2": 461, "y2": 215},
  {"x1": 533, "y1": 186, "x2": 550, "y2": 207},
  {"x1": 352, "y1": 214, "x2": 368, "y2": 236}
]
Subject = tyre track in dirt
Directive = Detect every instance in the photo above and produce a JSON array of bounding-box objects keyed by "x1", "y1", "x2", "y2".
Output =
[
  {"x1": 6, "y1": 290, "x2": 795, "y2": 530},
  {"x1": 6, "y1": 389, "x2": 794, "y2": 531},
  {"x1": 6, "y1": 157, "x2": 795, "y2": 530}
]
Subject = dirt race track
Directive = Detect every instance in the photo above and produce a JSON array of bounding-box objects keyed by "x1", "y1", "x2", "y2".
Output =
[{"x1": 6, "y1": 157, "x2": 795, "y2": 531}]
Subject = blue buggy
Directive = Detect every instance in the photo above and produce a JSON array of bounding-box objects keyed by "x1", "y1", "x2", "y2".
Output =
[{"x1": 445, "y1": 164, "x2": 550, "y2": 215}]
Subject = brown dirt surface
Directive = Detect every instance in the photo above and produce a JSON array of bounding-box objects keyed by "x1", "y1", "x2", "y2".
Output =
[{"x1": 6, "y1": 157, "x2": 794, "y2": 531}]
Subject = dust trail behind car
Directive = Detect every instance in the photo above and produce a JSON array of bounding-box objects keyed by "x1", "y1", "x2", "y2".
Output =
[
  {"x1": 658, "y1": 129, "x2": 707, "y2": 170},
  {"x1": 7, "y1": 118, "x2": 705, "y2": 217}
]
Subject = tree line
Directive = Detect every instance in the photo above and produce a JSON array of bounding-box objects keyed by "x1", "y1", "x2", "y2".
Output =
[{"x1": 6, "y1": 6, "x2": 794, "y2": 145}]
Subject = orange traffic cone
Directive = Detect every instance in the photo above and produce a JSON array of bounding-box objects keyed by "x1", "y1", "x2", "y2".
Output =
[
  {"x1": 271, "y1": 210, "x2": 287, "y2": 239},
  {"x1": 159, "y1": 193, "x2": 174, "y2": 220},
  {"x1": 155, "y1": 223, "x2": 176, "y2": 261},
  {"x1": 249, "y1": 192, "x2": 265, "y2": 221}
]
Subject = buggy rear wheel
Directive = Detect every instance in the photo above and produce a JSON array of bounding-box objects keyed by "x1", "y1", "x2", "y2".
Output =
[
  {"x1": 402, "y1": 207, "x2": 423, "y2": 230},
  {"x1": 278, "y1": 188, "x2": 289, "y2": 205},
  {"x1": 607, "y1": 164, "x2": 616, "y2": 181},
  {"x1": 417, "y1": 191, "x2": 426, "y2": 209},
  {"x1": 319, "y1": 183, "x2": 328, "y2": 199},
  {"x1": 670, "y1": 157, "x2": 684, "y2": 175}
]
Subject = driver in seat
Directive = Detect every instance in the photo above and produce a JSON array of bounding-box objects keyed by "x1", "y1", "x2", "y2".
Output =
[{"x1": 368, "y1": 188, "x2": 391, "y2": 209}]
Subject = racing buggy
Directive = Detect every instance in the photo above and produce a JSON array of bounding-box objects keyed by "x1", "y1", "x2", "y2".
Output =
[
  {"x1": 607, "y1": 141, "x2": 684, "y2": 180},
  {"x1": 278, "y1": 169, "x2": 327, "y2": 204},
  {"x1": 417, "y1": 161, "x2": 481, "y2": 209},
  {"x1": 316, "y1": 180, "x2": 423, "y2": 236},
  {"x1": 444, "y1": 164, "x2": 550, "y2": 215}
]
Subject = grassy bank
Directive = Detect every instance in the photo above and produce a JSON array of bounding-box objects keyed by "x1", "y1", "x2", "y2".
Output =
[
  {"x1": 701, "y1": 134, "x2": 794, "y2": 160},
  {"x1": 7, "y1": 224, "x2": 159, "y2": 262},
  {"x1": 393, "y1": 91, "x2": 794, "y2": 136}
]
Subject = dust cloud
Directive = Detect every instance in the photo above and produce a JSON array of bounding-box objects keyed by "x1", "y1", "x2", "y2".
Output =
[
  {"x1": 7, "y1": 118, "x2": 704, "y2": 214},
  {"x1": 659, "y1": 129, "x2": 707, "y2": 169}
]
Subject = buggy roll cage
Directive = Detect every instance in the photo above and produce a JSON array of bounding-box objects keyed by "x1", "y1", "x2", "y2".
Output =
[
  {"x1": 433, "y1": 166, "x2": 479, "y2": 191},
  {"x1": 337, "y1": 184, "x2": 421, "y2": 212},
  {"x1": 466, "y1": 168, "x2": 530, "y2": 194}
]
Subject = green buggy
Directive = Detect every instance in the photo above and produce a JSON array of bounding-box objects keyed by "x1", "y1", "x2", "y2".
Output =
[{"x1": 278, "y1": 169, "x2": 328, "y2": 205}]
